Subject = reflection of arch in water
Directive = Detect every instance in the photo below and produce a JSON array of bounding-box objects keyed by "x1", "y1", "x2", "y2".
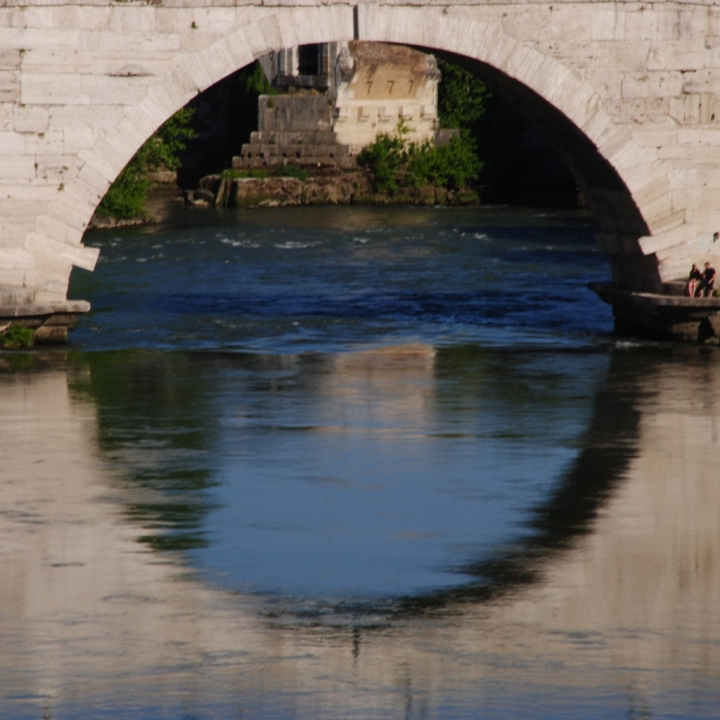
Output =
[
  {"x1": 4, "y1": 348, "x2": 720, "y2": 717},
  {"x1": 30, "y1": 5, "x2": 672, "y2": 302},
  {"x1": 78, "y1": 346, "x2": 644, "y2": 621},
  {"x1": 393, "y1": 348, "x2": 648, "y2": 616}
]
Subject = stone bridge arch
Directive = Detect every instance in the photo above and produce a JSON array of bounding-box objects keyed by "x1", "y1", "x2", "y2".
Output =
[{"x1": 4, "y1": 1, "x2": 720, "y2": 334}]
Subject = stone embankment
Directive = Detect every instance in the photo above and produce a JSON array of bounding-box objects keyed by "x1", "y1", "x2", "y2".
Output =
[{"x1": 194, "y1": 171, "x2": 480, "y2": 208}]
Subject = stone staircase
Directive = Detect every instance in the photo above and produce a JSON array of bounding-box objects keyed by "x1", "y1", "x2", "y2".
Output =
[{"x1": 234, "y1": 94, "x2": 356, "y2": 170}]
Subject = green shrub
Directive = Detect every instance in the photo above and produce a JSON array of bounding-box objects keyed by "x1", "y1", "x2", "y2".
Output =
[
  {"x1": 437, "y1": 59, "x2": 490, "y2": 131},
  {"x1": 222, "y1": 168, "x2": 268, "y2": 179},
  {"x1": 357, "y1": 128, "x2": 408, "y2": 194},
  {"x1": 96, "y1": 166, "x2": 150, "y2": 219},
  {"x1": 271, "y1": 164, "x2": 309, "y2": 181},
  {"x1": 222, "y1": 165, "x2": 309, "y2": 181},
  {"x1": 2, "y1": 324, "x2": 35, "y2": 350},
  {"x1": 358, "y1": 123, "x2": 482, "y2": 195},
  {"x1": 97, "y1": 107, "x2": 196, "y2": 220}
]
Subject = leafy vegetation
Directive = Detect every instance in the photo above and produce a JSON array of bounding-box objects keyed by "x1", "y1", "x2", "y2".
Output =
[
  {"x1": 358, "y1": 121, "x2": 483, "y2": 195},
  {"x1": 357, "y1": 60, "x2": 488, "y2": 196},
  {"x1": 222, "y1": 164, "x2": 310, "y2": 181},
  {"x1": 97, "y1": 107, "x2": 196, "y2": 219},
  {"x1": 235, "y1": 61, "x2": 277, "y2": 148},
  {"x1": 2, "y1": 324, "x2": 35, "y2": 350},
  {"x1": 437, "y1": 58, "x2": 490, "y2": 131}
]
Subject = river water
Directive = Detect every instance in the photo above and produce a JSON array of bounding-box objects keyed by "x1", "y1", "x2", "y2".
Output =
[{"x1": 1, "y1": 206, "x2": 719, "y2": 718}]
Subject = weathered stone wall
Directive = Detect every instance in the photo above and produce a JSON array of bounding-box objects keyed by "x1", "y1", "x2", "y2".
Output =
[
  {"x1": 198, "y1": 170, "x2": 478, "y2": 206},
  {"x1": 334, "y1": 41, "x2": 441, "y2": 150},
  {"x1": 237, "y1": 93, "x2": 356, "y2": 168},
  {"x1": 4, "y1": 1, "x2": 720, "y2": 301}
]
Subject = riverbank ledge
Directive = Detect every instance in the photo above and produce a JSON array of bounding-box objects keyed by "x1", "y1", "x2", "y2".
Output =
[
  {"x1": 195, "y1": 171, "x2": 480, "y2": 209},
  {"x1": 590, "y1": 281, "x2": 720, "y2": 343},
  {"x1": 0, "y1": 286, "x2": 90, "y2": 344}
]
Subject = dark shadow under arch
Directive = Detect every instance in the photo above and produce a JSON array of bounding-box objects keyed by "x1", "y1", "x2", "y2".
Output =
[{"x1": 429, "y1": 49, "x2": 650, "y2": 241}]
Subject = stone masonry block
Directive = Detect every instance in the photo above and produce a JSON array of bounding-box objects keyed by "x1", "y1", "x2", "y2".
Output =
[
  {"x1": 26, "y1": 131, "x2": 64, "y2": 156},
  {"x1": 22, "y1": 73, "x2": 81, "y2": 105},
  {"x1": 646, "y1": 207, "x2": 686, "y2": 236},
  {"x1": 621, "y1": 72, "x2": 684, "y2": 100},
  {"x1": 624, "y1": 7, "x2": 660, "y2": 42},
  {"x1": 502, "y1": 7, "x2": 551, "y2": 41},
  {"x1": 591, "y1": 8, "x2": 625, "y2": 41},
  {"x1": 0, "y1": 155, "x2": 34, "y2": 179},
  {"x1": 550, "y1": 6, "x2": 594, "y2": 43},
  {"x1": 222, "y1": 31, "x2": 255, "y2": 72},
  {"x1": 0, "y1": 49, "x2": 21, "y2": 70},
  {"x1": 357, "y1": 3, "x2": 389, "y2": 44},
  {"x1": 0, "y1": 184, "x2": 62, "y2": 202},
  {"x1": 595, "y1": 125, "x2": 635, "y2": 163},
  {"x1": 13, "y1": 105, "x2": 48, "y2": 133},
  {"x1": 0, "y1": 248, "x2": 33, "y2": 270},
  {"x1": 478, "y1": 26, "x2": 519, "y2": 75},
  {"x1": 195, "y1": 41, "x2": 239, "y2": 89},
  {"x1": 0, "y1": 103, "x2": 13, "y2": 131},
  {"x1": 77, "y1": 144, "x2": 122, "y2": 185},
  {"x1": 22, "y1": 49, "x2": 92, "y2": 75},
  {"x1": 633, "y1": 174, "x2": 670, "y2": 208},
  {"x1": 659, "y1": 146, "x2": 694, "y2": 160},
  {"x1": 48, "y1": 105, "x2": 124, "y2": 130},
  {"x1": 81, "y1": 30, "x2": 179, "y2": 55},
  {"x1": 502, "y1": 44, "x2": 545, "y2": 85},
  {"x1": 79, "y1": 75, "x2": 150, "y2": 106},
  {"x1": 34, "y1": 213, "x2": 71, "y2": 245},
  {"x1": 45, "y1": 195, "x2": 94, "y2": 235},
  {"x1": 63, "y1": 127, "x2": 97, "y2": 154},
  {"x1": 275, "y1": 11, "x2": 301, "y2": 47},
  {"x1": 145, "y1": 84, "x2": 182, "y2": 126},
  {"x1": 680, "y1": 71, "x2": 720, "y2": 95},
  {"x1": 633, "y1": 129, "x2": 679, "y2": 148},
  {"x1": 108, "y1": 6, "x2": 156, "y2": 34},
  {"x1": 677, "y1": 128, "x2": 720, "y2": 146},
  {"x1": 441, "y1": 15, "x2": 485, "y2": 61},
  {"x1": 180, "y1": 47, "x2": 216, "y2": 92},
  {"x1": 0, "y1": 268, "x2": 26, "y2": 288},
  {"x1": 0, "y1": 70, "x2": 20, "y2": 103},
  {"x1": 0, "y1": 131, "x2": 24, "y2": 154},
  {"x1": 1, "y1": 28, "x2": 81, "y2": 52},
  {"x1": 0, "y1": 220, "x2": 36, "y2": 249},
  {"x1": 647, "y1": 43, "x2": 705, "y2": 72},
  {"x1": 92, "y1": 56, "x2": 174, "y2": 79},
  {"x1": 73, "y1": 164, "x2": 110, "y2": 207}
]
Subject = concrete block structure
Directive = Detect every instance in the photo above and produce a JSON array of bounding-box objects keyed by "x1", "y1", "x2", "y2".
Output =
[{"x1": 4, "y1": 1, "x2": 720, "y2": 337}]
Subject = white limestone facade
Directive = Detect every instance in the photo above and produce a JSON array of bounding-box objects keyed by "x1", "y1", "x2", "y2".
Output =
[
  {"x1": 333, "y1": 41, "x2": 441, "y2": 151},
  {"x1": 3, "y1": 1, "x2": 720, "y2": 302}
]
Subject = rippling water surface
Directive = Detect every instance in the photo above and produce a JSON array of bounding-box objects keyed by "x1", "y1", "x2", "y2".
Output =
[{"x1": 1, "y1": 206, "x2": 719, "y2": 718}]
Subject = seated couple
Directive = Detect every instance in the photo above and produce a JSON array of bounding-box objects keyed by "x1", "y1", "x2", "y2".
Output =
[{"x1": 686, "y1": 262, "x2": 716, "y2": 298}]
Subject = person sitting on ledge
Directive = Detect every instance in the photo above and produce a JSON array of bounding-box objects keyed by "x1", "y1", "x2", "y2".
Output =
[
  {"x1": 698, "y1": 262, "x2": 717, "y2": 298},
  {"x1": 685, "y1": 264, "x2": 703, "y2": 297}
]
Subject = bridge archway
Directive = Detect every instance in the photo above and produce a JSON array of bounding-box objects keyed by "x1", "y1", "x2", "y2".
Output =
[
  {"x1": 14, "y1": 3, "x2": 689, "y2": 305},
  {"x1": 70, "y1": 6, "x2": 661, "y2": 294}
]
